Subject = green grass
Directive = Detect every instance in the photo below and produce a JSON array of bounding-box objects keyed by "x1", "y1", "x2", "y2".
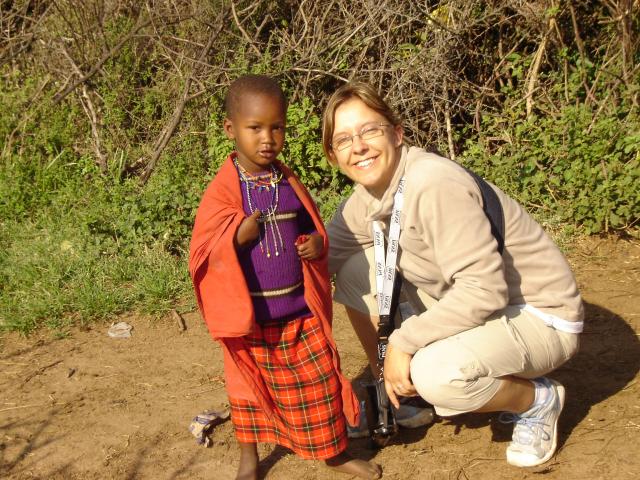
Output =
[{"x1": 0, "y1": 216, "x2": 193, "y2": 335}]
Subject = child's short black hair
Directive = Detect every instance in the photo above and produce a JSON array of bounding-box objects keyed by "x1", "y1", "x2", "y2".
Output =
[{"x1": 224, "y1": 74, "x2": 287, "y2": 119}]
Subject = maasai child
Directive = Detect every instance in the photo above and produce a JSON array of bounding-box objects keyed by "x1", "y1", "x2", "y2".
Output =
[{"x1": 189, "y1": 74, "x2": 382, "y2": 480}]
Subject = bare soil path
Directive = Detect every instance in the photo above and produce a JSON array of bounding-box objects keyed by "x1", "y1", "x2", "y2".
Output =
[{"x1": 2, "y1": 236, "x2": 639, "y2": 479}]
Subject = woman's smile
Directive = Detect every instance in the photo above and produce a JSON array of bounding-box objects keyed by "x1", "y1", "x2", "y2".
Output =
[{"x1": 354, "y1": 157, "x2": 375, "y2": 168}]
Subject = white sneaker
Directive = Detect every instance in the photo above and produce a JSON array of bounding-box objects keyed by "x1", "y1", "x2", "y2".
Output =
[{"x1": 500, "y1": 377, "x2": 566, "y2": 467}]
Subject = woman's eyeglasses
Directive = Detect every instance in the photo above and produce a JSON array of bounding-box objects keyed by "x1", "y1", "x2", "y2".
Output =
[{"x1": 332, "y1": 124, "x2": 391, "y2": 152}]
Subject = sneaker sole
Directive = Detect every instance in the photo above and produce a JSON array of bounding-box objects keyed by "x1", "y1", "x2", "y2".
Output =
[{"x1": 507, "y1": 379, "x2": 566, "y2": 468}]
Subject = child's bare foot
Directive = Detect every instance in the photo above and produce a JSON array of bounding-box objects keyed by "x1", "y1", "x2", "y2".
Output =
[
  {"x1": 236, "y1": 442, "x2": 258, "y2": 480},
  {"x1": 325, "y1": 451, "x2": 382, "y2": 479}
]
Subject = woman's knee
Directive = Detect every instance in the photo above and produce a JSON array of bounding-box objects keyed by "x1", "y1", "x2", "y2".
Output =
[
  {"x1": 410, "y1": 344, "x2": 461, "y2": 396},
  {"x1": 409, "y1": 341, "x2": 486, "y2": 410},
  {"x1": 333, "y1": 248, "x2": 378, "y2": 314}
]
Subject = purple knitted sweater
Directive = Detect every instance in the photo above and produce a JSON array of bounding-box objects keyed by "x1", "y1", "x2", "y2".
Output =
[{"x1": 237, "y1": 170, "x2": 315, "y2": 323}]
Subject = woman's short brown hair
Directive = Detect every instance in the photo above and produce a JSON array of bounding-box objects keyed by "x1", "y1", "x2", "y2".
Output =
[{"x1": 322, "y1": 82, "x2": 401, "y2": 161}]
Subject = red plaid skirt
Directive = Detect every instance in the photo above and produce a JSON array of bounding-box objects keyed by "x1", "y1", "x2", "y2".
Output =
[{"x1": 228, "y1": 314, "x2": 347, "y2": 459}]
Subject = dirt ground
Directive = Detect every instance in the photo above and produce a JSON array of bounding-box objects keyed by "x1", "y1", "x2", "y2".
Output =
[{"x1": 2, "y1": 236, "x2": 639, "y2": 480}]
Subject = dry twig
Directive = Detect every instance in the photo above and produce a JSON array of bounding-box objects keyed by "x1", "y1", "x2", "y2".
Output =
[
  {"x1": 23, "y1": 359, "x2": 63, "y2": 384},
  {"x1": 52, "y1": 15, "x2": 154, "y2": 105},
  {"x1": 172, "y1": 309, "x2": 186, "y2": 332},
  {"x1": 140, "y1": 8, "x2": 228, "y2": 183},
  {"x1": 61, "y1": 44, "x2": 107, "y2": 172}
]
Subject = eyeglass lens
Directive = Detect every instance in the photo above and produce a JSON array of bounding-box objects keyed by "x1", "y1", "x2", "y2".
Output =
[{"x1": 333, "y1": 124, "x2": 389, "y2": 151}]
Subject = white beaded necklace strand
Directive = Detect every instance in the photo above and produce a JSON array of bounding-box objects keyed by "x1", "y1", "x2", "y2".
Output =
[{"x1": 235, "y1": 160, "x2": 285, "y2": 258}]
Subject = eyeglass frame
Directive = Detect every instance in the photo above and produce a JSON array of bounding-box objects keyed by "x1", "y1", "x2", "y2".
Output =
[{"x1": 330, "y1": 123, "x2": 392, "y2": 152}]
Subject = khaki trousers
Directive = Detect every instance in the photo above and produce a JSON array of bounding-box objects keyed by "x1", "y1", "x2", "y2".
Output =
[{"x1": 334, "y1": 247, "x2": 579, "y2": 416}]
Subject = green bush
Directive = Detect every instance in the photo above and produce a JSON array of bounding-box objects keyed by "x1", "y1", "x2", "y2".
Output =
[
  {"x1": 2, "y1": 21, "x2": 638, "y2": 335},
  {"x1": 460, "y1": 62, "x2": 639, "y2": 234}
]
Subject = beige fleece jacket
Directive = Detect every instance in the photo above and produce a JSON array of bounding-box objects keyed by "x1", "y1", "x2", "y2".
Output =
[{"x1": 327, "y1": 146, "x2": 584, "y2": 355}]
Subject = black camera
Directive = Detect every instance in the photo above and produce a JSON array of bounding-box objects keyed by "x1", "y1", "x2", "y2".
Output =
[{"x1": 366, "y1": 378, "x2": 398, "y2": 448}]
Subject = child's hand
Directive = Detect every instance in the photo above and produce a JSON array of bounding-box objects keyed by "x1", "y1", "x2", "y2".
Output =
[
  {"x1": 235, "y1": 210, "x2": 261, "y2": 248},
  {"x1": 295, "y1": 234, "x2": 324, "y2": 260}
]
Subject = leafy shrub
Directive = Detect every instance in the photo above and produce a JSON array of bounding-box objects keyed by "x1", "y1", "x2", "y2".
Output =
[
  {"x1": 460, "y1": 61, "x2": 639, "y2": 234},
  {"x1": 2, "y1": 2, "x2": 638, "y2": 334}
]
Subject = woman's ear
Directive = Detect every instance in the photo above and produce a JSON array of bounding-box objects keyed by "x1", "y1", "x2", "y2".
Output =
[
  {"x1": 393, "y1": 124, "x2": 404, "y2": 147},
  {"x1": 223, "y1": 118, "x2": 235, "y2": 140}
]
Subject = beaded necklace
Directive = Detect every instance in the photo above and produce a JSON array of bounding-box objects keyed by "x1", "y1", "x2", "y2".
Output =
[
  {"x1": 234, "y1": 158, "x2": 285, "y2": 258},
  {"x1": 238, "y1": 169, "x2": 284, "y2": 191}
]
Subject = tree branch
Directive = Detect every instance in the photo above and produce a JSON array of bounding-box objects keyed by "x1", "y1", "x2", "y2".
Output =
[
  {"x1": 230, "y1": 0, "x2": 262, "y2": 57},
  {"x1": 140, "y1": 12, "x2": 227, "y2": 184},
  {"x1": 61, "y1": 44, "x2": 107, "y2": 173},
  {"x1": 52, "y1": 15, "x2": 153, "y2": 105}
]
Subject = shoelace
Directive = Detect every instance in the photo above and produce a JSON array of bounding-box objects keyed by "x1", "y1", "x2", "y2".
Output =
[{"x1": 499, "y1": 412, "x2": 551, "y2": 444}]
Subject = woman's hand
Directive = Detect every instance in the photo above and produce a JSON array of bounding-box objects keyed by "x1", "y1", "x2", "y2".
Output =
[
  {"x1": 383, "y1": 343, "x2": 417, "y2": 409},
  {"x1": 296, "y1": 233, "x2": 324, "y2": 260},
  {"x1": 235, "y1": 210, "x2": 261, "y2": 248}
]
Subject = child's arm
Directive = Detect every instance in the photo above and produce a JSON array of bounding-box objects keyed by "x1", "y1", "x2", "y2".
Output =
[
  {"x1": 234, "y1": 210, "x2": 262, "y2": 249},
  {"x1": 295, "y1": 234, "x2": 324, "y2": 260}
]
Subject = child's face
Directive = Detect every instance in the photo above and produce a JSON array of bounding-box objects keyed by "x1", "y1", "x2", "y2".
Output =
[{"x1": 223, "y1": 93, "x2": 286, "y2": 173}]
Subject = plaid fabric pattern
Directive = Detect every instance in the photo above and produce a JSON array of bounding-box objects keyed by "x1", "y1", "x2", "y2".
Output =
[{"x1": 229, "y1": 315, "x2": 347, "y2": 459}]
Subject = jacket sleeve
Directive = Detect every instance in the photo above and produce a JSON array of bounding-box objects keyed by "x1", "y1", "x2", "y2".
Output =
[{"x1": 389, "y1": 169, "x2": 509, "y2": 354}]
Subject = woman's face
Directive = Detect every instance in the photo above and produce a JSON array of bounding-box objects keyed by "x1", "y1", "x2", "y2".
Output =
[{"x1": 330, "y1": 98, "x2": 403, "y2": 198}]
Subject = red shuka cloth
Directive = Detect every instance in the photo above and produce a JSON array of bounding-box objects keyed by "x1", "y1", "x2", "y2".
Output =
[
  {"x1": 188, "y1": 154, "x2": 359, "y2": 426},
  {"x1": 229, "y1": 314, "x2": 348, "y2": 459}
]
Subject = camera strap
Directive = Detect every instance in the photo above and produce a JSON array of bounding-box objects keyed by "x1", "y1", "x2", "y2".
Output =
[
  {"x1": 373, "y1": 177, "x2": 405, "y2": 321},
  {"x1": 370, "y1": 177, "x2": 405, "y2": 445},
  {"x1": 373, "y1": 176, "x2": 405, "y2": 371}
]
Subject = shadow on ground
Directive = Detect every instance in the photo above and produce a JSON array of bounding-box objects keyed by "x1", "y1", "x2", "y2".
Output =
[{"x1": 424, "y1": 301, "x2": 640, "y2": 447}]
